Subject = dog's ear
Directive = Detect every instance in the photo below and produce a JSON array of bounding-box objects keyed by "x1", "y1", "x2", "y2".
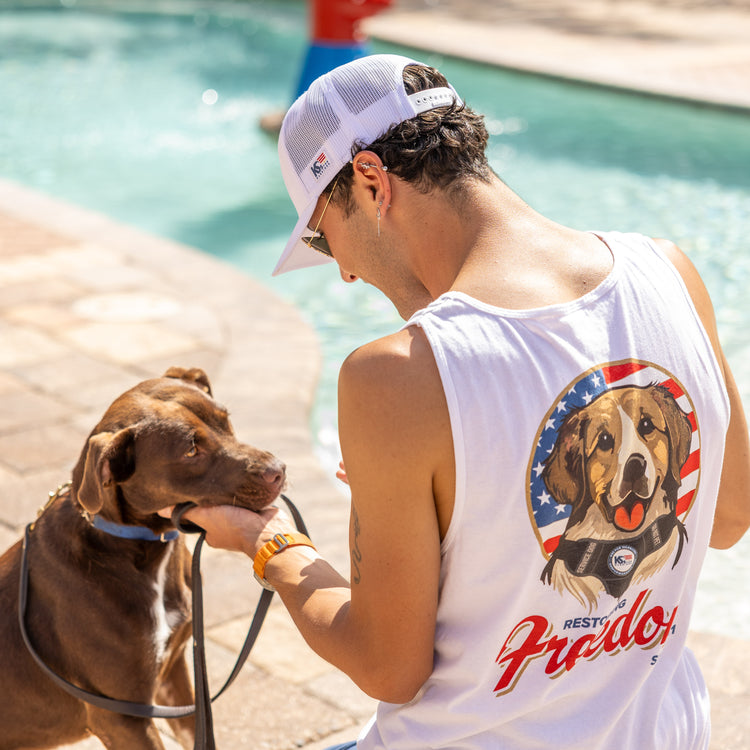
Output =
[
  {"x1": 543, "y1": 411, "x2": 587, "y2": 507},
  {"x1": 73, "y1": 428, "x2": 136, "y2": 514},
  {"x1": 162, "y1": 366, "x2": 213, "y2": 396},
  {"x1": 651, "y1": 385, "x2": 693, "y2": 482}
]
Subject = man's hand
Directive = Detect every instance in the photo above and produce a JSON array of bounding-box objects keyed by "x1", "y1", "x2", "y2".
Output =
[{"x1": 158, "y1": 503, "x2": 299, "y2": 558}]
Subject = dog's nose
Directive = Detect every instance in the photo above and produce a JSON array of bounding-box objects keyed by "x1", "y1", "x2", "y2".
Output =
[
  {"x1": 623, "y1": 454, "x2": 647, "y2": 482},
  {"x1": 620, "y1": 454, "x2": 650, "y2": 499},
  {"x1": 262, "y1": 458, "x2": 286, "y2": 489}
]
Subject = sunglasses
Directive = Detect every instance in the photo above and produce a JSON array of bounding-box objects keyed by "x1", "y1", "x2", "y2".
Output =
[{"x1": 302, "y1": 174, "x2": 341, "y2": 258}]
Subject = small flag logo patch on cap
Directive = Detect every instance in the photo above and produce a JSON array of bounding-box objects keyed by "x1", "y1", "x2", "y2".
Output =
[{"x1": 311, "y1": 151, "x2": 329, "y2": 179}]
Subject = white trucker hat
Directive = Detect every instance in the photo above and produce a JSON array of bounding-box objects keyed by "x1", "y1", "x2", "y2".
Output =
[{"x1": 273, "y1": 53, "x2": 462, "y2": 275}]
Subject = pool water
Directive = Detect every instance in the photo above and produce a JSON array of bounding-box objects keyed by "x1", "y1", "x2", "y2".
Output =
[{"x1": 1, "y1": 0, "x2": 749, "y2": 639}]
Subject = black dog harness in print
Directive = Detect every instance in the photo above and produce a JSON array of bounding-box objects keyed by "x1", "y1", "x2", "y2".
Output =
[{"x1": 543, "y1": 514, "x2": 688, "y2": 598}]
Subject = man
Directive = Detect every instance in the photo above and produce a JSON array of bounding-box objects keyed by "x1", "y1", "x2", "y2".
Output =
[{"x1": 172, "y1": 55, "x2": 750, "y2": 748}]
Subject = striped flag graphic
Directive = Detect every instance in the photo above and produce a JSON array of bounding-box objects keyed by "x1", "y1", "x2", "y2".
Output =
[{"x1": 528, "y1": 361, "x2": 700, "y2": 557}]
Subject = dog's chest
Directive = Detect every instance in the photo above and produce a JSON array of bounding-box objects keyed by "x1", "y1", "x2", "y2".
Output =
[{"x1": 150, "y1": 544, "x2": 188, "y2": 662}]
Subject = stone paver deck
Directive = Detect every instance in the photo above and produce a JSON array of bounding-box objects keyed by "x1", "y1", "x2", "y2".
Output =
[{"x1": 366, "y1": 0, "x2": 750, "y2": 112}]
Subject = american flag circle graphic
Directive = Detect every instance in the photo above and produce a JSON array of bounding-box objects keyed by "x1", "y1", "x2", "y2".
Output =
[{"x1": 526, "y1": 360, "x2": 700, "y2": 559}]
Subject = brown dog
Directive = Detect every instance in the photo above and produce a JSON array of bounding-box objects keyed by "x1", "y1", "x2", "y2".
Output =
[
  {"x1": 0, "y1": 367, "x2": 285, "y2": 749},
  {"x1": 541, "y1": 383, "x2": 693, "y2": 610}
]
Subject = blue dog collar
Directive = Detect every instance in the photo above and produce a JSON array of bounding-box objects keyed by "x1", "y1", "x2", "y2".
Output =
[{"x1": 92, "y1": 515, "x2": 179, "y2": 543}]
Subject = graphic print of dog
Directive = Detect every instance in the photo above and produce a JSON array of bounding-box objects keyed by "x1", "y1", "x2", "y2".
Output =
[
  {"x1": 0, "y1": 367, "x2": 285, "y2": 750},
  {"x1": 540, "y1": 383, "x2": 693, "y2": 609}
]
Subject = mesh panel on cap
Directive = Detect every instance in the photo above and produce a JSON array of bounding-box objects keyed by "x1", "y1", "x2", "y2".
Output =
[
  {"x1": 284, "y1": 91, "x2": 341, "y2": 176},
  {"x1": 332, "y1": 57, "x2": 403, "y2": 115}
]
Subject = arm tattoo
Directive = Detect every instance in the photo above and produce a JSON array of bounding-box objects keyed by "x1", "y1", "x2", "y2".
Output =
[{"x1": 351, "y1": 504, "x2": 363, "y2": 585}]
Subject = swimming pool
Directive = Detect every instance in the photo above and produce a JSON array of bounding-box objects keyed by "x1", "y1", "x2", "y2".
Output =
[{"x1": 1, "y1": 0, "x2": 749, "y2": 639}]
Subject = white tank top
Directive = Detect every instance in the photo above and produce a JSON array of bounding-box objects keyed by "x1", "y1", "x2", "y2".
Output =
[{"x1": 358, "y1": 232, "x2": 729, "y2": 750}]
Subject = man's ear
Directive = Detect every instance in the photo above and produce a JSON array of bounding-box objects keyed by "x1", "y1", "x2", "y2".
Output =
[
  {"x1": 352, "y1": 150, "x2": 392, "y2": 215},
  {"x1": 73, "y1": 429, "x2": 135, "y2": 514}
]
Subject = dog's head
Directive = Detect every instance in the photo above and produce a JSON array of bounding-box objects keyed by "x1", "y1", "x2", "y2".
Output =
[
  {"x1": 71, "y1": 367, "x2": 286, "y2": 523},
  {"x1": 542, "y1": 384, "x2": 692, "y2": 533}
]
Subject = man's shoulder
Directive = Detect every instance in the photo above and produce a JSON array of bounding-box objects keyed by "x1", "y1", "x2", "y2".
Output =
[
  {"x1": 338, "y1": 324, "x2": 451, "y2": 485},
  {"x1": 342, "y1": 325, "x2": 434, "y2": 379},
  {"x1": 338, "y1": 326, "x2": 443, "y2": 418}
]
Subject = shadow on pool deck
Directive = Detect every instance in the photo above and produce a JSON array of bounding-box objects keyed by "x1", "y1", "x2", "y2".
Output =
[{"x1": 1, "y1": 0, "x2": 749, "y2": 747}]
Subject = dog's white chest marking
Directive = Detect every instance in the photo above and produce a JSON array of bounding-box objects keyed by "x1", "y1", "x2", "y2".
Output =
[{"x1": 151, "y1": 545, "x2": 178, "y2": 663}]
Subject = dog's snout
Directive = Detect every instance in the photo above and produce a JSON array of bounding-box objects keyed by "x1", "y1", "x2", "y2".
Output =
[
  {"x1": 623, "y1": 454, "x2": 647, "y2": 483},
  {"x1": 619, "y1": 454, "x2": 650, "y2": 500},
  {"x1": 262, "y1": 458, "x2": 286, "y2": 488}
]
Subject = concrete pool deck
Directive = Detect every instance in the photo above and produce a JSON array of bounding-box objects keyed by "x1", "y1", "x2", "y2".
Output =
[
  {"x1": 0, "y1": 0, "x2": 748, "y2": 748},
  {"x1": 366, "y1": 0, "x2": 750, "y2": 112}
]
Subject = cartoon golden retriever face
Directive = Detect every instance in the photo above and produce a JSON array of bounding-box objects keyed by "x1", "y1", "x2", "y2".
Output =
[
  {"x1": 540, "y1": 383, "x2": 693, "y2": 606},
  {"x1": 543, "y1": 384, "x2": 692, "y2": 533}
]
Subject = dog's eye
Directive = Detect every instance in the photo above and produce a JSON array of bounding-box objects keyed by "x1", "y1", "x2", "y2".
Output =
[
  {"x1": 638, "y1": 417, "x2": 656, "y2": 437},
  {"x1": 596, "y1": 432, "x2": 614, "y2": 452},
  {"x1": 184, "y1": 444, "x2": 198, "y2": 458}
]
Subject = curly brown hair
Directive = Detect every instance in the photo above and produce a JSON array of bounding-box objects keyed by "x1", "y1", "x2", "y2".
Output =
[{"x1": 326, "y1": 63, "x2": 493, "y2": 216}]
